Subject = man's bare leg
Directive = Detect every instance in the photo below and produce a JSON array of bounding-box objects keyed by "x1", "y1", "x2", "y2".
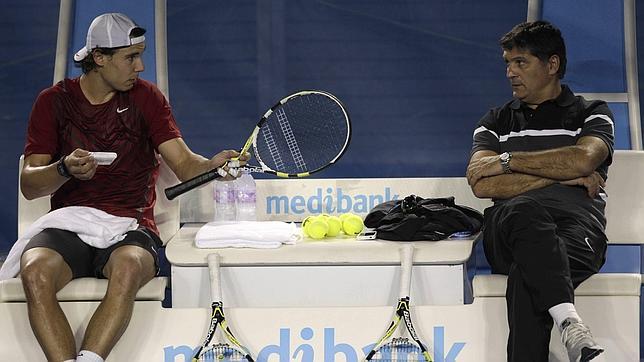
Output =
[
  {"x1": 20, "y1": 247, "x2": 75, "y2": 361},
  {"x1": 79, "y1": 245, "x2": 156, "y2": 358}
]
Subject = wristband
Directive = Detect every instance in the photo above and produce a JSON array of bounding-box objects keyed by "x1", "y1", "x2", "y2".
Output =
[{"x1": 57, "y1": 155, "x2": 71, "y2": 178}]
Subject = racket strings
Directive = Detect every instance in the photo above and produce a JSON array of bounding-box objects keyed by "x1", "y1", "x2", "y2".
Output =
[
  {"x1": 370, "y1": 337, "x2": 426, "y2": 362},
  {"x1": 198, "y1": 343, "x2": 250, "y2": 362},
  {"x1": 275, "y1": 108, "x2": 307, "y2": 170},
  {"x1": 260, "y1": 126, "x2": 285, "y2": 170},
  {"x1": 255, "y1": 93, "x2": 349, "y2": 173}
]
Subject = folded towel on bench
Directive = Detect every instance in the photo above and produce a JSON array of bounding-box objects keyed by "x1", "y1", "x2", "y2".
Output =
[{"x1": 195, "y1": 221, "x2": 300, "y2": 249}]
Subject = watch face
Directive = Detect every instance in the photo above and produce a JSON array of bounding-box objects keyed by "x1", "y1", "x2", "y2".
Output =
[{"x1": 500, "y1": 152, "x2": 509, "y2": 161}]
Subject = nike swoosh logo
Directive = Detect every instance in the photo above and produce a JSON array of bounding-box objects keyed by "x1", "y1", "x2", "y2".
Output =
[
  {"x1": 584, "y1": 237, "x2": 595, "y2": 252},
  {"x1": 116, "y1": 107, "x2": 129, "y2": 113}
]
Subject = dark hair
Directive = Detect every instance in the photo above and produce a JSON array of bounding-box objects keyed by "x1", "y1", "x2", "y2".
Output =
[
  {"x1": 74, "y1": 48, "x2": 117, "y2": 74},
  {"x1": 73, "y1": 27, "x2": 145, "y2": 74},
  {"x1": 499, "y1": 20, "x2": 567, "y2": 79}
]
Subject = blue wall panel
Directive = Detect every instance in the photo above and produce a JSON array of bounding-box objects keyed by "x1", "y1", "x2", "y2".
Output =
[
  {"x1": 638, "y1": 0, "x2": 644, "y2": 146},
  {"x1": 2, "y1": 0, "x2": 644, "y2": 257},
  {"x1": 167, "y1": 0, "x2": 528, "y2": 179},
  {"x1": 0, "y1": 0, "x2": 59, "y2": 255},
  {"x1": 542, "y1": 0, "x2": 626, "y2": 93}
]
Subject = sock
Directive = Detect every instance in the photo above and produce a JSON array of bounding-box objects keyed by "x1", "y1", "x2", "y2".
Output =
[
  {"x1": 76, "y1": 350, "x2": 104, "y2": 362},
  {"x1": 548, "y1": 302, "x2": 581, "y2": 330}
]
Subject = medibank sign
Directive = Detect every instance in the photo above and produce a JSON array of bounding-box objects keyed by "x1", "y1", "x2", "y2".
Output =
[
  {"x1": 265, "y1": 187, "x2": 399, "y2": 215},
  {"x1": 164, "y1": 326, "x2": 465, "y2": 362}
]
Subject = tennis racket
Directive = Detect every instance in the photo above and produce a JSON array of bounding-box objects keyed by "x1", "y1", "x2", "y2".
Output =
[
  {"x1": 364, "y1": 245, "x2": 433, "y2": 362},
  {"x1": 192, "y1": 253, "x2": 254, "y2": 362},
  {"x1": 165, "y1": 90, "x2": 351, "y2": 200}
]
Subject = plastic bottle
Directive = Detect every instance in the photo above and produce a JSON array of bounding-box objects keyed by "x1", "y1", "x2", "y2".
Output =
[
  {"x1": 214, "y1": 180, "x2": 236, "y2": 221},
  {"x1": 234, "y1": 171, "x2": 257, "y2": 221}
]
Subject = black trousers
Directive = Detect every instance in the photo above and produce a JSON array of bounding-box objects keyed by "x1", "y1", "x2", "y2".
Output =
[{"x1": 482, "y1": 194, "x2": 607, "y2": 362}]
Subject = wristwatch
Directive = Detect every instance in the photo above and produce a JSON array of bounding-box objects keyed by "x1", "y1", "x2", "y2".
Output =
[
  {"x1": 499, "y1": 152, "x2": 512, "y2": 174},
  {"x1": 57, "y1": 155, "x2": 71, "y2": 178}
]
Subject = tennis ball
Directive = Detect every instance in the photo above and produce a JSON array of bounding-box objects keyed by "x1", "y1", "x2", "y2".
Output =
[
  {"x1": 342, "y1": 214, "x2": 364, "y2": 236},
  {"x1": 339, "y1": 213, "x2": 353, "y2": 222},
  {"x1": 317, "y1": 213, "x2": 330, "y2": 225},
  {"x1": 325, "y1": 216, "x2": 342, "y2": 237},
  {"x1": 301, "y1": 216, "x2": 315, "y2": 237},
  {"x1": 305, "y1": 216, "x2": 328, "y2": 239}
]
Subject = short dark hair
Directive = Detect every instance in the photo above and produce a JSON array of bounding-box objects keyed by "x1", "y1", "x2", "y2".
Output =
[
  {"x1": 74, "y1": 47, "x2": 117, "y2": 74},
  {"x1": 499, "y1": 20, "x2": 567, "y2": 79},
  {"x1": 73, "y1": 27, "x2": 145, "y2": 74}
]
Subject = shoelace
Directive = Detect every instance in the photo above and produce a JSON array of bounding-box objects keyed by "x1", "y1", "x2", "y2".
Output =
[{"x1": 561, "y1": 321, "x2": 593, "y2": 348}]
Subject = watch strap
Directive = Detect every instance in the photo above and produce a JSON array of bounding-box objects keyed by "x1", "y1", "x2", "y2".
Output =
[
  {"x1": 500, "y1": 152, "x2": 512, "y2": 174},
  {"x1": 57, "y1": 155, "x2": 71, "y2": 178}
]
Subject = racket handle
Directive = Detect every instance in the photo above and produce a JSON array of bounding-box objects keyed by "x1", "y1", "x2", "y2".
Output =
[
  {"x1": 164, "y1": 168, "x2": 222, "y2": 200},
  {"x1": 207, "y1": 253, "x2": 222, "y2": 302},
  {"x1": 400, "y1": 245, "x2": 414, "y2": 298}
]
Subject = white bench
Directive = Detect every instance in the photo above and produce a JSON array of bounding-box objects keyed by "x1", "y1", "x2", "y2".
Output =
[
  {"x1": 0, "y1": 155, "x2": 180, "y2": 303},
  {"x1": 472, "y1": 150, "x2": 644, "y2": 361},
  {"x1": 473, "y1": 274, "x2": 641, "y2": 361},
  {"x1": 0, "y1": 277, "x2": 167, "y2": 302},
  {"x1": 169, "y1": 177, "x2": 490, "y2": 308}
]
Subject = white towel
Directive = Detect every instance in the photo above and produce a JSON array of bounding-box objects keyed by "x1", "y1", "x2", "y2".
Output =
[
  {"x1": 195, "y1": 221, "x2": 300, "y2": 249},
  {"x1": 0, "y1": 206, "x2": 138, "y2": 280}
]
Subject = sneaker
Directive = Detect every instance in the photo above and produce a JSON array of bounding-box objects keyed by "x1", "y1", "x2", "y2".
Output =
[{"x1": 560, "y1": 317, "x2": 604, "y2": 362}]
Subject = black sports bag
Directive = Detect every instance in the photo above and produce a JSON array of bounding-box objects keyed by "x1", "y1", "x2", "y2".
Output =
[{"x1": 364, "y1": 195, "x2": 483, "y2": 241}]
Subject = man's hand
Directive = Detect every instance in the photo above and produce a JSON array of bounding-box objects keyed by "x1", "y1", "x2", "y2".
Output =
[
  {"x1": 210, "y1": 150, "x2": 250, "y2": 179},
  {"x1": 65, "y1": 148, "x2": 97, "y2": 180},
  {"x1": 560, "y1": 171, "x2": 605, "y2": 197},
  {"x1": 466, "y1": 154, "x2": 504, "y2": 186}
]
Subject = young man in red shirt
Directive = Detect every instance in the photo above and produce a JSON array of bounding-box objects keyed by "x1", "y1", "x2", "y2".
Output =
[{"x1": 20, "y1": 13, "x2": 244, "y2": 362}]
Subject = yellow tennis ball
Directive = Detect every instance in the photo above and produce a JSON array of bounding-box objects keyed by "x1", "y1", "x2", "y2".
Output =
[
  {"x1": 339, "y1": 213, "x2": 353, "y2": 222},
  {"x1": 343, "y1": 214, "x2": 364, "y2": 236},
  {"x1": 306, "y1": 216, "x2": 328, "y2": 239},
  {"x1": 317, "y1": 213, "x2": 330, "y2": 225},
  {"x1": 301, "y1": 216, "x2": 316, "y2": 237},
  {"x1": 326, "y1": 216, "x2": 342, "y2": 237}
]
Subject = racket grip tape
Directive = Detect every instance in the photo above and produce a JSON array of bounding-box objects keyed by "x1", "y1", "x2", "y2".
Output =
[
  {"x1": 400, "y1": 245, "x2": 414, "y2": 298},
  {"x1": 164, "y1": 168, "x2": 221, "y2": 200},
  {"x1": 207, "y1": 253, "x2": 222, "y2": 302}
]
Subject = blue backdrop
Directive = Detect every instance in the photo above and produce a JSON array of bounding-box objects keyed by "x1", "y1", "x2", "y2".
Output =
[
  {"x1": 167, "y1": 0, "x2": 525, "y2": 178},
  {"x1": 0, "y1": 0, "x2": 641, "y2": 256}
]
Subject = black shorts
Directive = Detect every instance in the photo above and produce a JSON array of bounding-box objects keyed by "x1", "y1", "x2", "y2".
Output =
[{"x1": 22, "y1": 228, "x2": 162, "y2": 279}]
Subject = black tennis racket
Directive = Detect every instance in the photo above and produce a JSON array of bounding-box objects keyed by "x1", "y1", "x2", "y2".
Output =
[
  {"x1": 165, "y1": 90, "x2": 351, "y2": 200},
  {"x1": 192, "y1": 253, "x2": 254, "y2": 362},
  {"x1": 364, "y1": 245, "x2": 433, "y2": 362}
]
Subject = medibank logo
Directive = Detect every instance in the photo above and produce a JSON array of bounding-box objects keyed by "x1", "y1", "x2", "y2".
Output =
[
  {"x1": 265, "y1": 187, "x2": 399, "y2": 215},
  {"x1": 164, "y1": 326, "x2": 465, "y2": 362}
]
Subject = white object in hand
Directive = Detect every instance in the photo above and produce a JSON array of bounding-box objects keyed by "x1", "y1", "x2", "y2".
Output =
[{"x1": 91, "y1": 152, "x2": 117, "y2": 165}]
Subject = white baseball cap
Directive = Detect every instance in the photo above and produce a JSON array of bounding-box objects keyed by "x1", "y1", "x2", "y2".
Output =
[{"x1": 73, "y1": 13, "x2": 146, "y2": 62}]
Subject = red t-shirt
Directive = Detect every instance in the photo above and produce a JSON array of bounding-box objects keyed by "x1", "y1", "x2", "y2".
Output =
[{"x1": 24, "y1": 78, "x2": 182, "y2": 235}]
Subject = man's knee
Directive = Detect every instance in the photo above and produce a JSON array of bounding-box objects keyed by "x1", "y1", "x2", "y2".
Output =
[
  {"x1": 103, "y1": 246, "x2": 156, "y2": 285},
  {"x1": 20, "y1": 248, "x2": 72, "y2": 296}
]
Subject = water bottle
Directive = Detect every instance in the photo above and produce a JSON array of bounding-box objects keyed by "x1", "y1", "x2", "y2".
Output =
[
  {"x1": 234, "y1": 171, "x2": 257, "y2": 221},
  {"x1": 214, "y1": 179, "x2": 236, "y2": 221}
]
